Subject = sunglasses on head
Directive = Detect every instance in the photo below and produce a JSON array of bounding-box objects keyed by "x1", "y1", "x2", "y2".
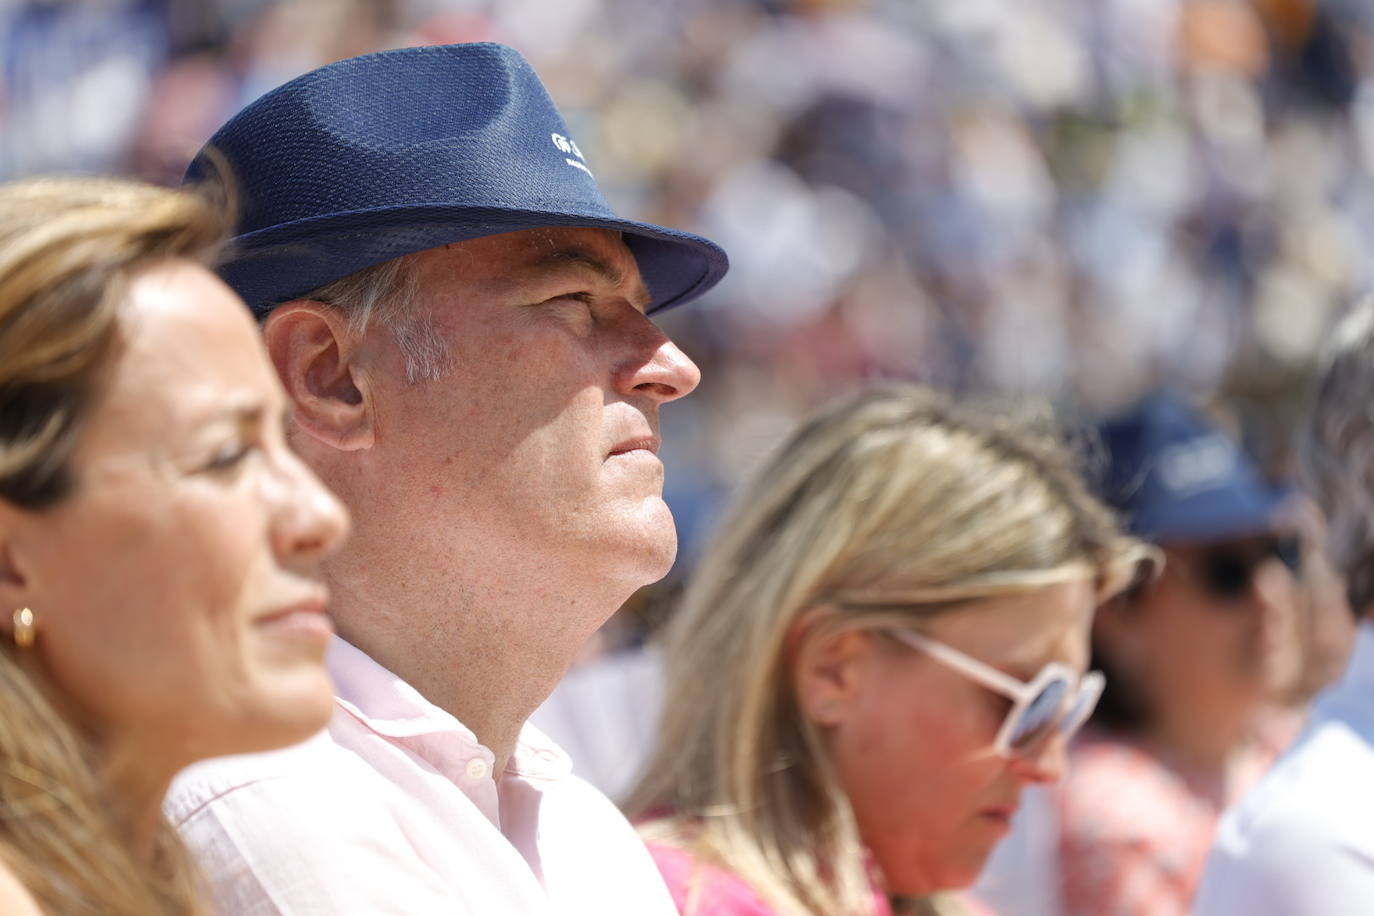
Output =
[
  {"x1": 886, "y1": 628, "x2": 1104, "y2": 759},
  {"x1": 1189, "y1": 535, "x2": 1302, "y2": 601}
]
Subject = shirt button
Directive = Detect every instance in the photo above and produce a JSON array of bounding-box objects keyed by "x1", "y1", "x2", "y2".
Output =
[{"x1": 465, "y1": 758, "x2": 488, "y2": 781}]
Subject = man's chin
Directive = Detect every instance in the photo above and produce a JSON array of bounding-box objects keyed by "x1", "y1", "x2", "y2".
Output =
[
  {"x1": 635, "y1": 528, "x2": 679, "y2": 585},
  {"x1": 613, "y1": 500, "x2": 679, "y2": 583}
]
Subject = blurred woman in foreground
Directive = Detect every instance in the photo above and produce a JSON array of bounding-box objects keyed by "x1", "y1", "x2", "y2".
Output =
[
  {"x1": 626, "y1": 386, "x2": 1152, "y2": 915},
  {"x1": 0, "y1": 177, "x2": 348, "y2": 914}
]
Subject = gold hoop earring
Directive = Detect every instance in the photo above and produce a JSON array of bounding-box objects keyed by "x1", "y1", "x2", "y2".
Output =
[{"x1": 12, "y1": 608, "x2": 34, "y2": 649}]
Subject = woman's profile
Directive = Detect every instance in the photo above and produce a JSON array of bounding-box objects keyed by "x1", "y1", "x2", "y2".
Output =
[
  {"x1": 627, "y1": 385, "x2": 1151, "y2": 915},
  {"x1": 0, "y1": 176, "x2": 349, "y2": 914}
]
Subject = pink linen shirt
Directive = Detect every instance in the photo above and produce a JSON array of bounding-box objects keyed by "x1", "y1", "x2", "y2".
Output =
[
  {"x1": 648, "y1": 842, "x2": 895, "y2": 916},
  {"x1": 648, "y1": 842, "x2": 998, "y2": 916},
  {"x1": 1057, "y1": 719, "x2": 1294, "y2": 916},
  {"x1": 166, "y1": 637, "x2": 679, "y2": 915}
]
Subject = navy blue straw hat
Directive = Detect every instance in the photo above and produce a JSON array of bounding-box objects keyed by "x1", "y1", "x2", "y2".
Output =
[
  {"x1": 1094, "y1": 392, "x2": 1290, "y2": 544},
  {"x1": 186, "y1": 42, "x2": 728, "y2": 317}
]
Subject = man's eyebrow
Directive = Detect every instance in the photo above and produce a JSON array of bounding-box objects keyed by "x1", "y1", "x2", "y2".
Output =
[{"x1": 522, "y1": 246, "x2": 653, "y2": 310}]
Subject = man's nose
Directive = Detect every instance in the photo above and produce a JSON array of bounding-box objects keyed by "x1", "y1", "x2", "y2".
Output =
[
  {"x1": 614, "y1": 315, "x2": 701, "y2": 404},
  {"x1": 1252, "y1": 556, "x2": 1302, "y2": 691}
]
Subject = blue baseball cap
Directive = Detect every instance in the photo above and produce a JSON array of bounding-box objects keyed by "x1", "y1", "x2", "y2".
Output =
[
  {"x1": 185, "y1": 42, "x2": 729, "y2": 317},
  {"x1": 1093, "y1": 392, "x2": 1290, "y2": 544}
]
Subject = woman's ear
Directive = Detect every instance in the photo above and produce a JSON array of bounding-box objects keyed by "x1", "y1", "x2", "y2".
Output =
[
  {"x1": 0, "y1": 507, "x2": 35, "y2": 637},
  {"x1": 789, "y1": 612, "x2": 873, "y2": 728}
]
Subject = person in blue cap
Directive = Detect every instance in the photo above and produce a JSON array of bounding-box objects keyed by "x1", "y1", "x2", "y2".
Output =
[
  {"x1": 164, "y1": 43, "x2": 727, "y2": 915},
  {"x1": 1193, "y1": 304, "x2": 1374, "y2": 916},
  {"x1": 1055, "y1": 391, "x2": 1302, "y2": 916}
]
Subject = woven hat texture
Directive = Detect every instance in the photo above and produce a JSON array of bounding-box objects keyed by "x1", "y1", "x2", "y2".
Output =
[{"x1": 187, "y1": 42, "x2": 728, "y2": 316}]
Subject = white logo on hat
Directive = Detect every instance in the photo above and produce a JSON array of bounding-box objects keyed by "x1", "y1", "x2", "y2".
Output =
[
  {"x1": 551, "y1": 133, "x2": 593, "y2": 177},
  {"x1": 1157, "y1": 435, "x2": 1237, "y2": 496}
]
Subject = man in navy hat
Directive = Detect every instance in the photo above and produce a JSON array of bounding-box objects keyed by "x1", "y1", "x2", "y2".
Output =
[
  {"x1": 973, "y1": 392, "x2": 1303, "y2": 915},
  {"x1": 1055, "y1": 391, "x2": 1302, "y2": 915},
  {"x1": 165, "y1": 43, "x2": 726, "y2": 914},
  {"x1": 1193, "y1": 307, "x2": 1374, "y2": 916}
]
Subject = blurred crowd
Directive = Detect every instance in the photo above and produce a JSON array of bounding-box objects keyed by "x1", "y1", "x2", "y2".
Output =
[
  {"x1": 7, "y1": 4, "x2": 1374, "y2": 915},
  {"x1": 5, "y1": 0, "x2": 1374, "y2": 574}
]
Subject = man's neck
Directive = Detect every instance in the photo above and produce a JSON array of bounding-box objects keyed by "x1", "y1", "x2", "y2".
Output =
[
  {"x1": 326, "y1": 565, "x2": 623, "y2": 774},
  {"x1": 1141, "y1": 692, "x2": 1253, "y2": 781}
]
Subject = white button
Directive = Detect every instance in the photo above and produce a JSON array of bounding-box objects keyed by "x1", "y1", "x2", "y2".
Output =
[{"x1": 465, "y1": 758, "x2": 488, "y2": 781}]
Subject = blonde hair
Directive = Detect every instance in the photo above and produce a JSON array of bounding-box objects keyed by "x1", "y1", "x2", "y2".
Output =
[
  {"x1": 626, "y1": 385, "x2": 1150, "y2": 915},
  {"x1": 0, "y1": 176, "x2": 226, "y2": 914}
]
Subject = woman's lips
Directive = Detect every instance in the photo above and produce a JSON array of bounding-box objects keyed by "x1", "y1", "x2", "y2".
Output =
[
  {"x1": 255, "y1": 600, "x2": 333, "y2": 641},
  {"x1": 977, "y1": 806, "x2": 1018, "y2": 830}
]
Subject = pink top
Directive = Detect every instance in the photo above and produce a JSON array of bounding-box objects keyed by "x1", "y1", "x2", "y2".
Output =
[
  {"x1": 649, "y1": 843, "x2": 998, "y2": 915},
  {"x1": 1057, "y1": 720, "x2": 1295, "y2": 916},
  {"x1": 167, "y1": 637, "x2": 678, "y2": 915},
  {"x1": 648, "y1": 841, "x2": 893, "y2": 915}
]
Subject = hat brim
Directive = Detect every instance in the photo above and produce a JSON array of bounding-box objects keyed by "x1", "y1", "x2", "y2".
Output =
[
  {"x1": 218, "y1": 205, "x2": 729, "y2": 317},
  {"x1": 1135, "y1": 483, "x2": 1293, "y2": 544}
]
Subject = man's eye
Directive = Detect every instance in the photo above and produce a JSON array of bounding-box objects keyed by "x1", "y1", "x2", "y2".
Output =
[{"x1": 540, "y1": 293, "x2": 596, "y2": 330}]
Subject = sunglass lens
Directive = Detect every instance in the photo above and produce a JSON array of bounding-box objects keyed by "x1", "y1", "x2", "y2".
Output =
[
  {"x1": 1274, "y1": 535, "x2": 1302, "y2": 574},
  {"x1": 1058, "y1": 676, "x2": 1102, "y2": 738},
  {"x1": 1008, "y1": 678, "x2": 1069, "y2": 752},
  {"x1": 1202, "y1": 552, "x2": 1252, "y2": 599}
]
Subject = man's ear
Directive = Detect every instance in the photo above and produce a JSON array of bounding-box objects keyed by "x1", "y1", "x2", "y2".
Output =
[
  {"x1": 263, "y1": 302, "x2": 374, "y2": 451},
  {"x1": 788, "y1": 611, "x2": 871, "y2": 729}
]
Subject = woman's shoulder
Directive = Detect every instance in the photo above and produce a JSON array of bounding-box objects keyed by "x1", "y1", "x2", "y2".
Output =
[
  {"x1": 0, "y1": 858, "x2": 44, "y2": 916},
  {"x1": 646, "y1": 840, "x2": 780, "y2": 916}
]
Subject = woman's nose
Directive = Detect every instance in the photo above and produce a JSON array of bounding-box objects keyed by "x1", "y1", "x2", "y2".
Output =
[
  {"x1": 270, "y1": 450, "x2": 350, "y2": 563},
  {"x1": 1009, "y1": 732, "x2": 1070, "y2": 785}
]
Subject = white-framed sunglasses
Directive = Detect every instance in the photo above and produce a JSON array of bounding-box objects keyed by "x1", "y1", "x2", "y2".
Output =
[{"x1": 886, "y1": 628, "x2": 1105, "y2": 759}]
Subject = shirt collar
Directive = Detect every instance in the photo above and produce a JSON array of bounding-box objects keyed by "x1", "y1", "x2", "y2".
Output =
[
  {"x1": 327, "y1": 636, "x2": 477, "y2": 741},
  {"x1": 1339, "y1": 620, "x2": 1374, "y2": 694},
  {"x1": 507, "y1": 719, "x2": 573, "y2": 781},
  {"x1": 326, "y1": 636, "x2": 572, "y2": 781}
]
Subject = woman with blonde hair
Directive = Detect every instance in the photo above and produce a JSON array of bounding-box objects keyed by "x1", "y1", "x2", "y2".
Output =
[
  {"x1": 0, "y1": 176, "x2": 348, "y2": 914},
  {"x1": 626, "y1": 386, "x2": 1152, "y2": 915}
]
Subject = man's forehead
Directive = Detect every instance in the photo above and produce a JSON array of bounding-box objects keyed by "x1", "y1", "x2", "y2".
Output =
[
  {"x1": 428, "y1": 226, "x2": 651, "y2": 307},
  {"x1": 430, "y1": 225, "x2": 624, "y2": 261}
]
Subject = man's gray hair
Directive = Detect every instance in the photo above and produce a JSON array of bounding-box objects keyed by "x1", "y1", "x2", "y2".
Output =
[
  {"x1": 300, "y1": 254, "x2": 448, "y2": 383},
  {"x1": 1302, "y1": 298, "x2": 1374, "y2": 616}
]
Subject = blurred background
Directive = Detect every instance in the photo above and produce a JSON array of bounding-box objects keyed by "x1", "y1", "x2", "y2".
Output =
[
  {"x1": 2, "y1": 0, "x2": 1363, "y2": 631},
  {"x1": 1, "y1": 0, "x2": 1368, "y2": 660},
  {"x1": 6, "y1": 3, "x2": 1369, "y2": 911},
  {"x1": 4, "y1": 0, "x2": 1371, "y2": 587}
]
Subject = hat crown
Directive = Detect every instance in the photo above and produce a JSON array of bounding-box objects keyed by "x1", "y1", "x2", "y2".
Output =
[
  {"x1": 305, "y1": 45, "x2": 516, "y2": 147},
  {"x1": 185, "y1": 42, "x2": 727, "y2": 316},
  {"x1": 1095, "y1": 392, "x2": 1284, "y2": 542},
  {"x1": 1154, "y1": 432, "x2": 1239, "y2": 497},
  {"x1": 193, "y1": 43, "x2": 611, "y2": 235}
]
